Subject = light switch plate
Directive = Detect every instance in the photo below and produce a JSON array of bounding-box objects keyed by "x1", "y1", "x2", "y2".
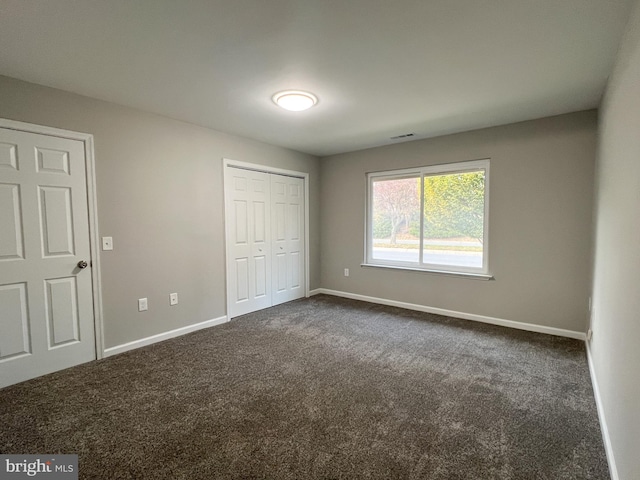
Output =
[
  {"x1": 138, "y1": 298, "x2": 148, "y2": 312},
  {"x1": 169, "y1": 293, "x2": 178, "y2": 306},
  {"x1": 102, "y1": 236, "x2": 113, "y2": 251}
]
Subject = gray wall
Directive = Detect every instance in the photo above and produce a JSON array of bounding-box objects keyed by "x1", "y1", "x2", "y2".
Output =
[
  {"x1": 320, "y1": 111, "x2": 596, "y2": 333},
  {"x1": 591, "y1": 0, "x2": 640, "y2": 477},
  {"x1": 0, "y1": 75, "x2": 320, "y2": 349}
]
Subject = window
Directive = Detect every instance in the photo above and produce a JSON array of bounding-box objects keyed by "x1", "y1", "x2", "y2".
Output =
[{"x1": 366, "y1": 159, "x2": 490, "y2": 276}]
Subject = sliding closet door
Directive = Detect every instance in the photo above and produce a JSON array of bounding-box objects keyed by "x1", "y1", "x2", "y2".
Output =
[
  {"x1": 225, "y1": 167, "x2": 272, "y2": 317},
  {"x1": 271, "y1": 175, "x2": 305, "y2": 306},
  {"x1": 224, "y1": 164, "x2": 307, "y2": 318}
]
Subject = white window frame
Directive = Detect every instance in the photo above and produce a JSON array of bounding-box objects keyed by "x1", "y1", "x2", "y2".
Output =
[{"x1": 364, "y1": 159, "x2": 491, "y2": 278}]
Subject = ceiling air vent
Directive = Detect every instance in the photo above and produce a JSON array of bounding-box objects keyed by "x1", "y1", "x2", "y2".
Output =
[{"x1": 390, "y1": 133, "x2": 415, "y2": 140}]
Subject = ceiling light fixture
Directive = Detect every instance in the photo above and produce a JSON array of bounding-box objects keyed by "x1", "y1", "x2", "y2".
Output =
[{"x1": 272, "y1": 90, "x2": 318, "y2": 111}]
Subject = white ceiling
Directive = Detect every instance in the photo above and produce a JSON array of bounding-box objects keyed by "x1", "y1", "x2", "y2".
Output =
[{"x1": 0, "y1": 0, "x2": 634, "y2": 156}]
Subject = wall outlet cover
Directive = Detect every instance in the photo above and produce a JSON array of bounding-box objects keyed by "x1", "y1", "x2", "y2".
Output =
[
  {"x1": 138, "y1": 298, "x2": 148, "y2": 312},
  {"x1": 102, "y1": 236, "x2": 113, "y2": 251}
]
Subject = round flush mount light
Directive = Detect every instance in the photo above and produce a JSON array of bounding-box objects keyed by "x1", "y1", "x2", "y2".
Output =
[{"x1": 272, "y1": 90, "x2": 318, "y2": 111}]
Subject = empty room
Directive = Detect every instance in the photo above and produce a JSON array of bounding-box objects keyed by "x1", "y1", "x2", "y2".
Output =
[{"x1": 1, "y1": 1, "x2": 639, "y2": 479}]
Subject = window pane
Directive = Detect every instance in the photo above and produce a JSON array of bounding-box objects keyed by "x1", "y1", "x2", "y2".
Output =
[
  {"x1": 422, "y1": 170, "x2": 485, "y2": 269},
  {"x1": 371, "y1": 176, "x2": 420, "y2": 263}
]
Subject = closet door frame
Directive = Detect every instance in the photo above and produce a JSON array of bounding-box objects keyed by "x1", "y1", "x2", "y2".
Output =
[{"x1": 223, "y1": 158, "x2": 310, "y2": 318}]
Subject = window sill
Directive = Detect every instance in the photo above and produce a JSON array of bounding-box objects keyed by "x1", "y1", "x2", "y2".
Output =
[{"x1": 360, "y1": 263, "x2": 494, "y2": 280}]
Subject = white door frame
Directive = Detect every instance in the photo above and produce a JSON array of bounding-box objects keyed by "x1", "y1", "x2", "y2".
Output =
[
  {"x1": 223, "y1": 158, "x2": 310, "y2": 318},
  {"x1": 0, "y1": 118, "x2": 105, "y2": 359}
]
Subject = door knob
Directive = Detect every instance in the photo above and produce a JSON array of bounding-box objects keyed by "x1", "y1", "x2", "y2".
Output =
[{"x1": 77, "y1": 260, "x2": 88, "y2": 269}]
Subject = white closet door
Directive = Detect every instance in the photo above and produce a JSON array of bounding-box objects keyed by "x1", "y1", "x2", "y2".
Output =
[
  {"x1": 271, "y1": 175, "x2": 305, "y2": 306},
  {"x1": 225, "y1": 167, "x2": 272, "y2": 317},
  {"x1": 0, "y1": 127, "x2": 96, "y2": 388}
]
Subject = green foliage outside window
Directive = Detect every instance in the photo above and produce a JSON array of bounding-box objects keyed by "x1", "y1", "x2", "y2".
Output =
[
  {"x1": 422, "y1": 171, "x2": 485, "y2": 242},
  {"x1": 373, "y1": 170, "x2": 485, "y2": 243}
]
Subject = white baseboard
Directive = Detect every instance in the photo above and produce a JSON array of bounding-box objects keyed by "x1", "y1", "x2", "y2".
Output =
[
  {"x1": 309, "y1": 288, "x2": 586, "y2": 340},
  {"x1": 586, "y1": 341, "x2": 619, "y2": 480},
  {"x1": 103, "y1": 315, "x2": 229, "y2": 357}
]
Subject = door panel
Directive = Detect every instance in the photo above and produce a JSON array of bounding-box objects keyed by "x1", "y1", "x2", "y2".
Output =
[
  {"x1": 254, "y1": 256, "x2": 267, "y2": 298},
  {"x1": 0, "y1": 183, "x2": 24, "y2": 260},
  {"x1": 0, "y1": 283, "x2": 30, "y2": 360},
  {"x1": 0, "y1": 142, "x2": 18, "y2": 169},
  {"x1": 289, "y1": 204, "x2": 300, "y2": 240},
  {"x1": 290, "y1": 252, "x2": 301, "y2": 288},
  {"x1": 36, "y1": 148, "x2": 70, "y2": 174},
  {"x1": 275, "y1": 253, "x2": 286, "y2": 292},
  {"x1": 253, "y1": 201, "x2": 267, "y2": 243},
  {"x1": 0, "y1": 127, "x2": 95, "y2": 388},
  {"x1": 234, "y1": 258, "x2": 249, "y2": 302},
  {"x1": 225, "y1": 167, "x2": 272, "y2": 317},
  {"x1": 271, "y1": 175, "x2": 305, "y2": 306},
  {"x1": 39, "y1": 186, "x2": 75, "y2": 257},
  {"x1": 234, "y1": 200, "x2": 248, "y2": 244},
  {"x1": 274, "y1": 203, "x2": 285, "y2": 241},
  {"x1": 225, "y1": 167, "x2": 305, "y2": 318},
  {"x1": 45, "y1": 277, "x2": 80, "y2": 347}
]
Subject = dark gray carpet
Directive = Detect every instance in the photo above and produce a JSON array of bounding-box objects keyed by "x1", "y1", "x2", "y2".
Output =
[{"x1": 0, "y1": 295, "x2": 608, "y2": 479}]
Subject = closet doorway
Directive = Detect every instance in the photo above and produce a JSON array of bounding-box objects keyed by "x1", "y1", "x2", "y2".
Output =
[{"x1": 223, "y1": 160, "x2": 309, "y2": 318}]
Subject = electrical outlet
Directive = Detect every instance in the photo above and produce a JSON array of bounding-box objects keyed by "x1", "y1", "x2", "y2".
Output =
[
  {"x1": 138, "y1": 298, "x2": 148, "y2": 312},
  {"x1": 169, "y1": 292, "x2": 178, "y2": 306},
  {"x1": 344, "y1": 268, "x2": 349, "y2": 277}
]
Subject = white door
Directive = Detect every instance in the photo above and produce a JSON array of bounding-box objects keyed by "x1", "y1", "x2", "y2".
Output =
[
  {"x1": 225, "y1": 167, "x2": 272, "y2": 317},
  {"x1": 271, "y1": 175, "x2": 305, "y2": 306},
  {"x1": 0, "y1": 127, "x2": 96, "y2": 388}
]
